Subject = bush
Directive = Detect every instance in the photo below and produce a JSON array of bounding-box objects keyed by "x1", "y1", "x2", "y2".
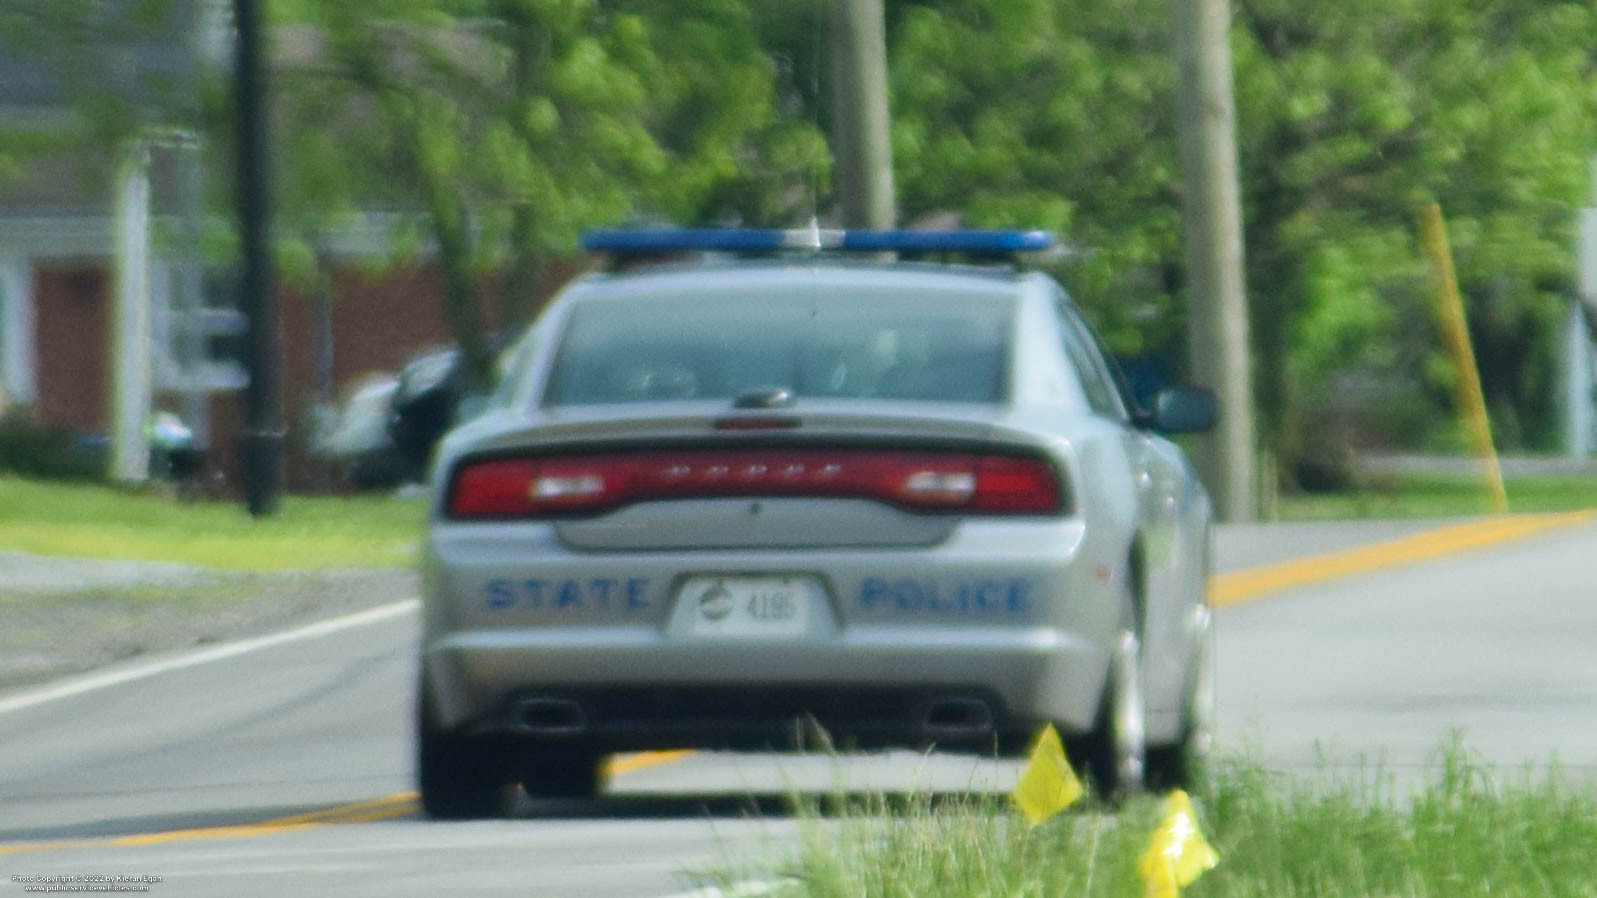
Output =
[{"x1": 0, "y1": 407, "x2": 107, "y2": 481}]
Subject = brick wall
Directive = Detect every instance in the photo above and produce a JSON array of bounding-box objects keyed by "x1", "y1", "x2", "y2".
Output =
[
  {"x1": 28, "y1": 257, "x2": 577, "y2": 491},
  {"x1": 33, "y1": 263, "x2": 110, "y2": 435}
]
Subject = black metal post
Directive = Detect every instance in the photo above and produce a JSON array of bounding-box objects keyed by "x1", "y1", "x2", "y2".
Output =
[{"x1": 234, "y1": 0, "x2": 281, "y2": 516}]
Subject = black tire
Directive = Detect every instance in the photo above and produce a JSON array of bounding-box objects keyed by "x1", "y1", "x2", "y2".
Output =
[
  {"x1": 519, "y1": 749, "x2": 604, "y2": 800},
  {"x1": 1081, "y1": 586, "x2": 1147, "y2": 799},
  {"x1": 1147, "y1": 606, "x2": 1215, "y2": 791},
  {"x1": 417, "y1": 695, "x2": 508, "y2": 820}
]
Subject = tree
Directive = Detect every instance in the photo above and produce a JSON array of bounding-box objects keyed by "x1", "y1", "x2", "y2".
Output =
[
  {"x1": 275, "y1": 0, "x2": 827, "y2": 387},
  {"x1": 1232, "y1": 0, "x2": 1597, "y2": 471},
  {"x1": 877, "y1": 0, "x2": 1187, "y2": 359},
  {"x1": 0, "y1": 0, "x2": 205, "y2": 204},
  {"x1": 14, "y1": 0, "x2": 1596, "y2": 488},
  {"x1": 875, "y1": 0, "x2": 1597, "y2": 491}
]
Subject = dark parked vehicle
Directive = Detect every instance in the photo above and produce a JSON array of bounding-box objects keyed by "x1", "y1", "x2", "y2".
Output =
[{"x1": 388, "y1": 347, "x2": 468, "y2": 482}]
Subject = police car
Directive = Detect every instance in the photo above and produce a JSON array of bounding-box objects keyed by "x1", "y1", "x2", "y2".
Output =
[{"x1": 416, "y1": 228, "x2": 1217, "y2": 817}]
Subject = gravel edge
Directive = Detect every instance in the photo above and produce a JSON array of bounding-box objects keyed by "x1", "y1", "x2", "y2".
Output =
[{"x1": 0, "y1": 561, "x2": 419, "y2": 693}]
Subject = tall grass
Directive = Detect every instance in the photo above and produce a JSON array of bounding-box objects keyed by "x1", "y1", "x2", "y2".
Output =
[{"x1": 751, "y1": 744, "x2": 1597, "y2": 897}]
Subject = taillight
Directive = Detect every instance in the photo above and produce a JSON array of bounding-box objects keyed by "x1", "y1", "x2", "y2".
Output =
[
  {"x1": 448, "y1": 459, "x2": 541, "y2": 517},
  {"x1": 445, "y1": 459, "x2": 623, "y2": 517},
  {"x1": 446, "y1": 449, "x2": 1065, "y2": 519},
  {"x1": 971, "y1": 455, "x2": 1061, "y2": 512}
]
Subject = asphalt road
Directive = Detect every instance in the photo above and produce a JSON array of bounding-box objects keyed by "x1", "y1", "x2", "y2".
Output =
[{"x1": 3, "y1": 515, "x2": 1595, "y2": 896}]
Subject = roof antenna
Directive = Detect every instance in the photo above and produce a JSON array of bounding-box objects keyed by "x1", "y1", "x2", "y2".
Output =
[{"x1": 801, "y1": 215, "x2": 823, "y2": 253}]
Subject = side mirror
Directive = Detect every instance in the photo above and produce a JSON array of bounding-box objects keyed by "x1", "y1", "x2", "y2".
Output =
[{"x1": 1150, "y1": 386, "x2": 1217, "y2": 434}]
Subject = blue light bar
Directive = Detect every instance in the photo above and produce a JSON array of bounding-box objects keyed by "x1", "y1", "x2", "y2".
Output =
[
  {"x1": 839, "y1": 229, "x2": 1054, "y2": 254},
  {"x1": 580, "y1": 228, "x2": 1055, "y2": 256}
]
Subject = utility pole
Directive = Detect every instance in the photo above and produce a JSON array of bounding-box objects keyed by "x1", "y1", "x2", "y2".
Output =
[
  {"x1": 234, "y1": 0, "x2": 281, "y2": 516},
  {"x1": 1568, "y1": 299, "x2": 1593, "y2": 459},
  {"x1": 111, "y1": 140, "x2": 152, "y2": 484},
  {"x1": 1572, "y1": 162, "x2": 1597, "y2": 459},
  {"x1": 830, "y1": 0, "x2": 895, "y2": 229},
  {"x1": 1175, "y1": 0, "x2": 1255, "y2": 522}
]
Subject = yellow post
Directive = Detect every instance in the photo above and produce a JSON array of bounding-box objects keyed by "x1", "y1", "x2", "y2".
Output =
[{"x1": 1415, "y1": 201, "x2": 1508, "y2": 514}]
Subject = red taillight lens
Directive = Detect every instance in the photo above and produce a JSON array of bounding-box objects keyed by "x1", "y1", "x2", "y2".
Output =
[
  {"x1": 446, "y1": 449, "x2": 1064, "y2": 519},
  {"x1": 446, "y1": 459, "x2": 623, "y2": 517},
  {"x1": 971, "y1": 455, "x2": 1062, "y2": 512},
  {"x1": 448, "y1": 459, "x2": 542, "y2": 517}
]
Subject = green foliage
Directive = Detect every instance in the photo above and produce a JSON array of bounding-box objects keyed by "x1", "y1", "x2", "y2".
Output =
[
  {"x1": 0, "y1": 0, "x2": 198, "y2": 202},
  {"x1": 274, "y1": 0, "x2": 827, "y2": 384},
  {"x1": 734, "y1": 745, "x2": 1597, "y2": 898},
  {"x1": 0, "y1": 409, "x2": 107, "y2": 482},
  {"x1": 1231, "y1": 0, "x2": 1596, "y2": 467},
  {"x1": 13, "y1": 0, "x2": 1596, "y2": 481},
  {"x1": 623, "y1": 0, "x2": 831, "y2": 226},
  {"x1": 874, "y1": 0, "x2": 1597, "y2": 486},
  {"x1": 886, "y1": 0, "x2": 1184, "y2": 357}
]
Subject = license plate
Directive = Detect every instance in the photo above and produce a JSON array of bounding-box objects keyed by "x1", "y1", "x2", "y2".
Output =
[{"x1": 680, "y1": 575, "x2": 817, "y2": 637}]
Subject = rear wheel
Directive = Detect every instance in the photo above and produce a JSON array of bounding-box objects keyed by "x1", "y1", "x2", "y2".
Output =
[
  {"x1": 1147, "y1": 607, "x2": 1215, "y2": 790},
  {"x1": 1082, "y1": 590, "x2": 1146, "y2": 798},
  {"x1": 417, "y1": 695, "x2": 509, "y2": 820}
]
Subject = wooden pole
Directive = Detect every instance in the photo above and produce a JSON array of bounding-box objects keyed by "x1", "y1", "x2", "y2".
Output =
[
  {"x1": 1416, "y1": 201, "x2": 1508, "y2": 513},
  {"x1": 830, "y1": 0, "x2": 895, "y2": 229},
  {"x1": 1175, "y1": 0, "x2": 1256, "y2": 522}
]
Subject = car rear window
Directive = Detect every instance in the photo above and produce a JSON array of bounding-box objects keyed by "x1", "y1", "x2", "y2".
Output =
[{"x1": 544, "y1": 292, "x2": 1011, "y2": 406}]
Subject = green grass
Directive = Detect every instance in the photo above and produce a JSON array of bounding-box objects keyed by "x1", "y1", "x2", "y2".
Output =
[
  {"x1": 744, "y1": 745, "x2": 1597, "y2": 898},
  {"x1": 0, "y1": 476, "x2": 425, "y2": 570},
  {"x1": 1278, "y1": 472, "x2": 1597, "y2": 521}
]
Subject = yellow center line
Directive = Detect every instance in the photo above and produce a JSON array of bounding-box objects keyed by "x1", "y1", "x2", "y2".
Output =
[
  {"x1": 110, "y1": 822, "x2": 320, "y2": 848},
  {"x1": 326, "y1": 803, "x2": 421, "y2": 825},
  {"x1": 1210, "y1": 510, "x2": 1597, "y2": 608},
  {"x1": 607, "y1": 749, "x2": 695, "y2": 777},
  {"x1": 252, "y1": 792, "x2": 420, "y2": 828},
  {"x1": 0, "y1": 751, "x2": 698, "y2": 854},
  {"x1": 4, "y1": 510, "x2": 1592, "y2": 856},
  {"x1": 0, "y1": 794, "x2": 425, "y2": 855}
]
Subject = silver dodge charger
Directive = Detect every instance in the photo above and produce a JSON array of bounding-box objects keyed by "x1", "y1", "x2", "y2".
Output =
[{"x1": 417, "y1": 229, "x2": 1216, "y2": 818}]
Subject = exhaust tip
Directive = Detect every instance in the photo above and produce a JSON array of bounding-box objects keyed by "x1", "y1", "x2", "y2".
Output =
[{"x1": 513, "y1": 698, "x2": 589, "y2": 736}]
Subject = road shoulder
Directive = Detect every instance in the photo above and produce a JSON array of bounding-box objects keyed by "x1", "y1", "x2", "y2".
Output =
[{"x1": 0, "y1": 559, "x2": 416, "y2": 692}]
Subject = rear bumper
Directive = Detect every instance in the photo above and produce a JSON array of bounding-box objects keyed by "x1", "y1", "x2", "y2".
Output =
[
  {"x1": 420, "y1": 515, "x2": 1122, "y2": 747},
  {"x1": 423, "y1": 624, "x2": 1108, "y2": 750},
  {"x1": 456, "y1": 685, "x2": 1039, "y2": 754}
]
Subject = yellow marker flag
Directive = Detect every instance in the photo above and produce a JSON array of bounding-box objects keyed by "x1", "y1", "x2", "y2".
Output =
[
  {"x1": 1138, "y1": 790, "x2": 1220, "y2": 898},
  {"x1": 1010, "y1": 724, "x2": 1083, "y2": 825}
]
